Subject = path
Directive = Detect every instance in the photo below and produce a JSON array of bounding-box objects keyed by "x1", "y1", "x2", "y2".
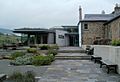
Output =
[
  {"x1": 38, "y1": 47, "x2": 120, "y2": 82},
  {"x1": 0, "y1": 47, "x2": 119, "y2": 82}
]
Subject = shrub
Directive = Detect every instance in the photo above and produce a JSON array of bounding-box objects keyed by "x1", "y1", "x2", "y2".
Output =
[
  {"x1": 47, "y1": 54, "x2": 55, "y2": 62},
  {"x1": 8, "y1": 71, "x2": 35, "y2": 82},
  {"x1": 111, "y1": 40, "x2": 120, "y2": 46},
  {"x1": 24, "y1": 71, "x2": 36, "y2": 82},
  {"x1": 10, "y1": 55, "x2": 33, "y2": 65},
  {"x1": 11, "y1": 51, "x2": 25, "y2": 59},
  {"x1": 32, "y1": 55, "x2": 54, "y2": 66},
  {"x1": 27, "y1": 48, "x2": 37, "y2": 53},
  {"x1": 29, "y1": 44, "x2": 37, "y2": 48},
  {"x1": 8, "y1": 71, "x2": 23, "y2": 82},
  {"x1": 47, "y1": 50, "x2": 58, "y2": 56},
  {"x1": 39, "y1": 45, "x2": 50, "y2": 50},
  {"x1": 49, "y1": 44, "x2": 59, "y2": 50}
]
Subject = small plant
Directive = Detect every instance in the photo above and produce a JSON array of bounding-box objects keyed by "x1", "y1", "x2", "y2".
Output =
[
  {"x1": 47, "y1": 50, "x2": 58, "y2": 56},
  {"x1": 29, "y1": 44, "x2": 37, "y2": 48},
  {"x1": 49, "y1": 44, "x2": 59, "y2": 50},
  {"x1": 10, "y1": 55, "x2": 33, "y2": 65},
  {"x1": 32, "y1": 55, "x2": 54, "y2": 66},
  {"x1": 27, "y1": 48, "x2": 37, "y2": 53},
  {"x1": 8, "y1": 71, "x2": 35, "y2": 82},
  {"x1": 111, "y1": 40, "x2": 120, "y2": 46},
  {"x1": 47, "y1": 54, "x2": 55, "y2": 62},
  {"x1": 24, "y1": 71, "x2": 36, "y2": 82},
  {"x1": 11, "y1": 51, "x2": 25, "y2": 59},
  {"x1": 39, "y1": 45, "x2": 50, "y2": 50}
]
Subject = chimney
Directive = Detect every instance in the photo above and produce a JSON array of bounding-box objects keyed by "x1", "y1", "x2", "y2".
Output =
[
  {"x1": 101, "y1": 10, "x2": 105, "y2": 14},
  {"x1": 114, "y1": 3, "x2": 120, "y2": 16},
  {"x1": 79, "y1": 6, "x2": 82, "y2": 21}
]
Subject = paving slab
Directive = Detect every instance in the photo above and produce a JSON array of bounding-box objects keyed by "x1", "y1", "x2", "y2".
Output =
[{"x1": 38, "y1": 60, "x2": 120, "y2": 82}]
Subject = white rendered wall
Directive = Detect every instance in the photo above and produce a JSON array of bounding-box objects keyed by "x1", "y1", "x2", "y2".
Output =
[
  {"x1": 78, "y1": 23, "x2": 82, "y2": 47},
  {"x1": 94, "y1": 45, "x2": 120, "y2": 73},
  {"x1": 55, "y1": 30, "x2": 68, "y2": 46}
]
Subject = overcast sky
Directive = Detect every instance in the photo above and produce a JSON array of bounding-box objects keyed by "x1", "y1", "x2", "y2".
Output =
[{"x1": 0, "y1": 0, "x2": 120, "y2": 29}]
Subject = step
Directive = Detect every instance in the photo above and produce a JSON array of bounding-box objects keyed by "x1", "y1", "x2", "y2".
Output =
[
  {"x1": 55, "y1": 56, "x2": 91, "y2": 60},
  {"x1": 0, "y1": 74, "x2": 6, "y2": 82},
  {"x1": 58, "y1": 50, "x2": 86, "y2": 53}
]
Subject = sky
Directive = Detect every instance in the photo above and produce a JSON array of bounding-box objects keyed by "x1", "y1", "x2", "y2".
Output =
[{"x1": 0, "y1": 0, "x2": 120, "y2": 29}]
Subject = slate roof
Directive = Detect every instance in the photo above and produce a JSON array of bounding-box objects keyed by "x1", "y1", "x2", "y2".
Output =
[
  {"x1": 104, "y1": 14, "x2": 120, "y2": 25},
  {"x1": 81, "y1": 14, "x2": 114, "y2": 22}
]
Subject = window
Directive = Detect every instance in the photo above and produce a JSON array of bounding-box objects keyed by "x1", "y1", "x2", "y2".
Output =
[
  {"x1": 84, "y1": 24, "x2": 88, "y2": 30},
  {"x1": 58, "y1": 35, "x2": 64, "y2": 39},
  {"x1": 96, "y1": 37, "x2": 101, "y2": 39}
]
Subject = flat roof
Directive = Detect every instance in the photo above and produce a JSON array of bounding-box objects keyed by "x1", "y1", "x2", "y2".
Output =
[{"x1": 13, "y1": 28, "x2": 54, "y2": 34}]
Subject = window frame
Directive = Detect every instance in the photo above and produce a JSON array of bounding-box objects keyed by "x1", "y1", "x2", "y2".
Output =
[{"x1": 84, "y1": 23, "x2": 88, "y2": 30}]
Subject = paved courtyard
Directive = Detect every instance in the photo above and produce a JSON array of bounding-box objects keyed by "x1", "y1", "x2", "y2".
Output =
[
  {"x1": 39, "y1": 60, "x2": 120, "y2": 82},
  {"x1": 0, "y1": 59, "x2": 120, "y2": 82},
  {"x1": 0, "y1": 47, "x2": 120, "y2": 82}
]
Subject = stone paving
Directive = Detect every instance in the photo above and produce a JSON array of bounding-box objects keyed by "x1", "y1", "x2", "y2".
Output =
[
  {"x1": 0, "y1": 47, "x2": 120, "y2": 82},
  {"x1": 38, "y1": 60, "x2": 120, "y2": 82},
  {"x1": 57, "y1": 53, "x2": 86, "y2": 56},
  {"x1": 58, "y1": 47, "x2": 83, "y2": 51}
]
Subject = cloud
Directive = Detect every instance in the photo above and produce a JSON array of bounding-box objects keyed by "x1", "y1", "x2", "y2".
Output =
[{"x1": 0, "y1": 0, "x2": 119, "y2": 29}]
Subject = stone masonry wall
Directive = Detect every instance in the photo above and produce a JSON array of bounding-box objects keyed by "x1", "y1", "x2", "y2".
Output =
[
  {"x1": 107, "y1": 17, "x2": 120, "y2": 40},
  {"x1": 82, "y1": 22, "x2": 105, "y2": 45}
]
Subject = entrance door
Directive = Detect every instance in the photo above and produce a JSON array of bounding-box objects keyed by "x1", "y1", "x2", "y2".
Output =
[
  {"x1": 69, "y1": 35, "x2": 79, "y2": 46},
  {"x1": 43, "y1": 35, "x2": 48, "y2": 44}
]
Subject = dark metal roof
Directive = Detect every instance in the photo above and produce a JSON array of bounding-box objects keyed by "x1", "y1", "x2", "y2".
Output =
[
  {"x1": 65, "y1": 32, "x2": 79, "y2": 35},
  {"x1": 13, "y1": 28, "x2": 54, "y2": 34},
  {"x1": 81, "y1": 14, "x2": 114, "y2": 22},
  {"x1": 62, "y1": 26, "x2": 78, "y2": 28}
]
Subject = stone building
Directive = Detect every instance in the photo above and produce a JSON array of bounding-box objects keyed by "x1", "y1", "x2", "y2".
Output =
[{"x1": 79, "y1": 4, "x2": 120, "y2": 45}]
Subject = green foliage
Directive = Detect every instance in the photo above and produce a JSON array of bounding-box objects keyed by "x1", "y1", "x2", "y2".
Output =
[
  {"x1": 39, "y1": 45, "x2": 50, "y2": 50},
  {"x1": 49, "y1": 44, "x2": 59, "y2": 50},
  {"x1": 0, "y1": 34, "x2": 19, "y2": 45},
  {"x1": 10, "y1": 55, "x2": 33, "y2": 65},
  {"x1": 47, "y1": 50, "x2": 58, "y2": 56},
  {"x1": 10, "y1": 53, "x2": 55, "y2": 66},
  {"x1": 32, "y1": 55, "x2": 55, "y2": 66},
  {"x1": 111, "y1": 40, "x2": 120, "y2": 46},
  {"x1": 29, "y1": 44, "x2": 37, "y2": 48},
  {"x1": 8, "y1": 71, "x2": 35, "y2": 82},
  {"x1": 8, "y1": 71, "x2": 23, "y2": 82},
  {"x1": 27, "y1": 48, "x2": 37, "y2": 53},
  {"x1": 11, "y1": 52, "x2": 25, "y2": 59},
  {"x1": 47, "y1": 54, "x2": 55, "y2": 62}
]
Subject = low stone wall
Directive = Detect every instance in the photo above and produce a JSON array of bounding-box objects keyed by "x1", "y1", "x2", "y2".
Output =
[{"x1": 94, "y1": 45, "x2": 120, "y2": 73}]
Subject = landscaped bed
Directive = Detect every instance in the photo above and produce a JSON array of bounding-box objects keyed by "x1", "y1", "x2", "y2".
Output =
[
  {"x1": 4, "y1": 71, "x2": 39, "y2": 82},
  {"x1": 6, "y1": 45, "x2": 58, "y2": 66},
  {"x1": 0, "y1": 45, "x2": 59, "y2": 82},
  {"x1": 10, "y1": 50, "x2": 56, "y2": 66}
]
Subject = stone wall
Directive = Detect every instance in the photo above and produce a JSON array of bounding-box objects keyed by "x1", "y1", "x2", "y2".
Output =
[
  {"x1": 81, "y1": 22, "x2": 105, "y2": 45},
  {"x1": 105, "y1": 17, "x2": 120, "y2": 40},
  {"x1": 94, "y1": 45, "x2": 120, "y2": 73}
]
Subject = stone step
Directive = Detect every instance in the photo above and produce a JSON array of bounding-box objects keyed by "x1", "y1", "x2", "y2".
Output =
[
  {"x1": 55, "y1": 56, "x2": 91, "y2": 60},
  {"x1": 58, "y1": 50, "x2": 86, "y2": 53},
  {"x1": 0, "y1": 74, "x2": 6, "y2": 82}
]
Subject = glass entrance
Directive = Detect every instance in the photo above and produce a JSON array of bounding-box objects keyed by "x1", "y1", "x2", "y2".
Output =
[{"x1": 69, "y1": 35, "x2": 79, "y2": 46}]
